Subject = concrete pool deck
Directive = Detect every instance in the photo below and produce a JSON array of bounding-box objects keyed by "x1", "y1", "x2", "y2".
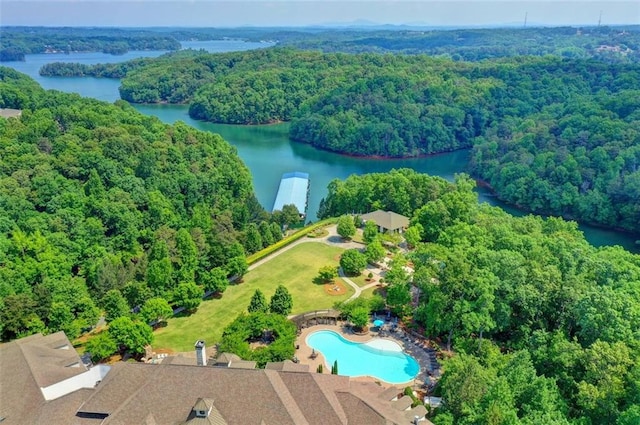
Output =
[{"x1": 295, "y1": 323, "x2": 434, "y2": 389}]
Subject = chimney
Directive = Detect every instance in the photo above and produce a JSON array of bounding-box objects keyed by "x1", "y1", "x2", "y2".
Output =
[
  {"x1": 414, "y1": 416, "x2": 421, "y2": 425},
  {"x1": 195, "y1": 340, "x2": 206, "y2": 366}
]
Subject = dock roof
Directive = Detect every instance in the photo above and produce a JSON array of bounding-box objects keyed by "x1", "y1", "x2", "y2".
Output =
[{"x1": 272, "y1": 172, "x2": 309, "y2": 215}]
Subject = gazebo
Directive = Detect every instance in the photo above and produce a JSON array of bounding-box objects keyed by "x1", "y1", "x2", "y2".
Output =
[{"x1": 360, "y1": 210, "x2": 410, "y2": 233}]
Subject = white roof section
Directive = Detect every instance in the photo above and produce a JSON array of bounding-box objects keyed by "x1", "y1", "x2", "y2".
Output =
[{"x1": 272, "y1": 172, "x2": 309, "y2": 215}]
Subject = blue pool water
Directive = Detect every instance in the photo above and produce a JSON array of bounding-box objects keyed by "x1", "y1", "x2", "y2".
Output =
[{"x1": 306, "y1": 330, "x2": 419, "y2": 384}]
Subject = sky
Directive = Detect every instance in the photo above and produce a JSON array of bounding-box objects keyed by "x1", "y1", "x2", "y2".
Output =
[{"x1": 1, "y1": 0, "x2": 638, "y2": 27}]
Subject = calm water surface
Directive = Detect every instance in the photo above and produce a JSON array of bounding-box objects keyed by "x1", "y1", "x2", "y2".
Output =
[{"x1": 3, "y1": 42, "x2": 638, "y2": 251}]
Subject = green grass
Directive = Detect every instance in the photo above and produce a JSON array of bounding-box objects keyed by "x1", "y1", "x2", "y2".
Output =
[
  {"x1": 350, "y1": 272, "x2": 372, "y2": 288},
  {"x1": 361, "y1": 285, "x2": 385, "y2": 299},
  {"x1": 153, "y1": 242, "x2": 352, "y2": 352}
]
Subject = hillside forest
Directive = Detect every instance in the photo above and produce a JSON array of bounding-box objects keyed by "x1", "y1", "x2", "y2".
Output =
[
  {"x1": 320, "y1": 169, "x2": 640, "y2": 425},
  {"x1": 0, "y1": 27, "x2": 181, "y2": 61},
  {"x1": 0, "y1": 67, "x2": 295, "y2": 347},
  {"x1": 41, "y1": 42, "x2": 640, "y2": 234}
]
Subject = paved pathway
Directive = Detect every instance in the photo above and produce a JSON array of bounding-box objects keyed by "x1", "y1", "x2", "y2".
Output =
[{"x1": 248, "y1": 224, "x2": 369, "y2": 301}]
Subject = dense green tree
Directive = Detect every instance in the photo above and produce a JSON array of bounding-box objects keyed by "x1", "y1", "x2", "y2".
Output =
[
  {"x1": 336, "y1": 215, "x2": 356, "y2": 239},
  {"x1": 317, "y1": 265, "x2": 338, "y2": 283},
  {"x1": 84, "y1": 332, "x2": 118, "y2": 363},
  {"x1": 279, "y1": 204, "x2": 302, "y2": 228},
  {"x1": 0, "y1": 73, "x2": 262, "y2": 345},
  {"x1": 242, "y1": 223, "x2": 263, "y2": 254},
  {"x1": 258, "y1": 221, "x2": 275, "y2": 248},
  {"x1": 225, "y1": 255, "x2": 248, "y2": 280},
  {"x1": 349, "y1": 306, "x2": 369, "y2": 330},
  {"x1": 0, "y1": 294, "x2": 40, "y2": 340},
  {"x1": 368, "y1": 294, "x2": 386, "y2": 313},
  {"x1": 269, "y1": 285, "x2": 293, "y2": 316},
  {"x1": 175, "y1": 228, "x2": 198, "y2": 283},
  {"x1": 108, "y1": 316, "x2": 153, "y2": 355},
  {"x1": 269, "y1": 222, "x2": 283, "y2": 242},
  {"x1": 139, "y1": 297, "x2": 173, "y2": 325},
  {"x1": 219, "y1": 312, "x2": 296, "y2": 367},
  {"x1": 121, "y1": 281, "x2": 153, "y2": 310},
  {"x1": 247, "y1": 289, "x2": 268, "y2": 313},
  {"x1": 404, "y1": 223, "x2": 423, "y2": 249},
  {"x1": 385, "y1": 283, "x2": 411, "y2": 317},
  {"x1": 340, "y1": 249, "x2": 367, "y2": 276},
  {"x1": 47, "y1": 301, "x2": 76, "y2": 336},
  {"x1": 201, "y1": 267, "x2": 228, "y2": 294},
  {"x1": 365, "y1": 238, "x2": 385, "y2": 265},
  {"x1": 173, "y1": 281, "x2": 204, "y2": 312},
  {"x1": 101, "y1": 289, "x2": 130, "y2": 323},
  {"x1": 362, "y1": 220, "x2": 379, "y2": 244}
]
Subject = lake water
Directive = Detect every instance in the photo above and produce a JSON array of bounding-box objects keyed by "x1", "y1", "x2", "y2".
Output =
[{"x1": 3, "y1": 41, "x2": 638, "y2": 251}]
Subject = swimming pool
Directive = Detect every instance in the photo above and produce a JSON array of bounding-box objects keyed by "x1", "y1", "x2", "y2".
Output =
[{"x1": 306, "y1": 330, "x2": 419, "y2": 384}]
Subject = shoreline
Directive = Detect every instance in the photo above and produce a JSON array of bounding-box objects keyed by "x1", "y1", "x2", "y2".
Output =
[{"x1": 474, "y1": 177, "x2": 640, "y2": 242}]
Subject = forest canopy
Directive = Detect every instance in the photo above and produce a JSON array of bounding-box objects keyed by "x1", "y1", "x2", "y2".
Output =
[
  {"x1": 320, "y1": 169, "x2": 640, "y2": 425},
  {"x1": 0, "y1": 68, "x2": 278, "y2": 342}
]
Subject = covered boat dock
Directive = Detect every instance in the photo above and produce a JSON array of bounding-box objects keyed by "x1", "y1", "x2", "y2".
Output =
[{"x1": 272, "y1": 171, "x2": 310, "y2": 217}]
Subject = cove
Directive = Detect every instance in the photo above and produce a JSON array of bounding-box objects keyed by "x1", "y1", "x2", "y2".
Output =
[
  {"x1": 133, "y1": 104, "x2": 640, "y2": 252},
  {"x1": 3, "y1": 42, "x2": 638, "y2": 252}
]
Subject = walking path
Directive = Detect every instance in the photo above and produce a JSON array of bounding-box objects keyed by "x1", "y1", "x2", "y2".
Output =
[{"x1": 248, "y1": 224, "x2": 374, "y2": 302}]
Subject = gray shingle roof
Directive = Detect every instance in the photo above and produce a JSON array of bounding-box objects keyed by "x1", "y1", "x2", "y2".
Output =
[{"x1": 360, "y1": 210, "x2": 410, "y2": 232}]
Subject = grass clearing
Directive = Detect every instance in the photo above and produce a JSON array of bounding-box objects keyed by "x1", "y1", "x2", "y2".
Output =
[
  {"x1": 153, "y1": 242, "x2": 351, "y2": 352},
  {"x1": 361, "y1": 285, "x2": 385, "y2": 299}
]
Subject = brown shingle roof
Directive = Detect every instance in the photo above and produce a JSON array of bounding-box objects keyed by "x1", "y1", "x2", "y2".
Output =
[
  {"x1": 265, "y1": 360, "x2": 310, "y2": 373},
  {"x1": 0, "y1": 333, "x2": 93, "y2": 425},
  {"x1": 19, "y1": 332, "x2": 87, "y2": 388},
  {"x1": 2, "y1": 332, "x2": 428, "y2": 425}
]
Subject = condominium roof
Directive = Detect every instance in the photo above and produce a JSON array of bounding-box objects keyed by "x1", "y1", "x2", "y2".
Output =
[{"x1": 0, "y1": 332, "x2": 433, "y2": 425}]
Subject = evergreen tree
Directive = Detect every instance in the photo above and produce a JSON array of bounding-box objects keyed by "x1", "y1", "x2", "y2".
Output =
[
  {"x1": 248, "y1": 289, "x2": 268, "y2": 313},
  {"x1": 269, "y1": 285, "x2": 293, "y2": 316}
]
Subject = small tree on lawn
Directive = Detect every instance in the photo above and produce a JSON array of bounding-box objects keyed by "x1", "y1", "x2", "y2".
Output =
[
  {"x1": 201, "y1": 267, "x2": 228, "y2": 295},
  {"x1": 317, "y1": 265, "x2": 338, "y2": 283},
  {"x1": 248, "y1": 289, "x2": 268, "y2": 313},
  {"x1": 173, "y1": 281, "x2": 204, "y2": 312},
  {"x1": 139, "y1": 297, "x2": 173, "y2": 325},
  {"x1": 270, "y1": 285, "x2": 293, "y2": 316},
  {"x1": 340, "y1": 249, "x2": 367, "y2": 276},
  {"x1": 365, "y1": 238, "x2": 385, "y2": 265},
  {"x1": 350, "y1": 306, "x2": 369, "y2": 331},
  {"x1": 363, "y1": 220, "x2": 379, "y2": 244},
  {"x1": 337, "y1": 215, "x2": 356, "y2": 240}
]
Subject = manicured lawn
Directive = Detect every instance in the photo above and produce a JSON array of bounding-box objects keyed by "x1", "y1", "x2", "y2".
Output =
[
  {"x1": 153, "y1": 242, "x2": 352, "y2": 352},
  {"x1": 361, "y1": 285, "x2": 385, "y2": 299}
]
